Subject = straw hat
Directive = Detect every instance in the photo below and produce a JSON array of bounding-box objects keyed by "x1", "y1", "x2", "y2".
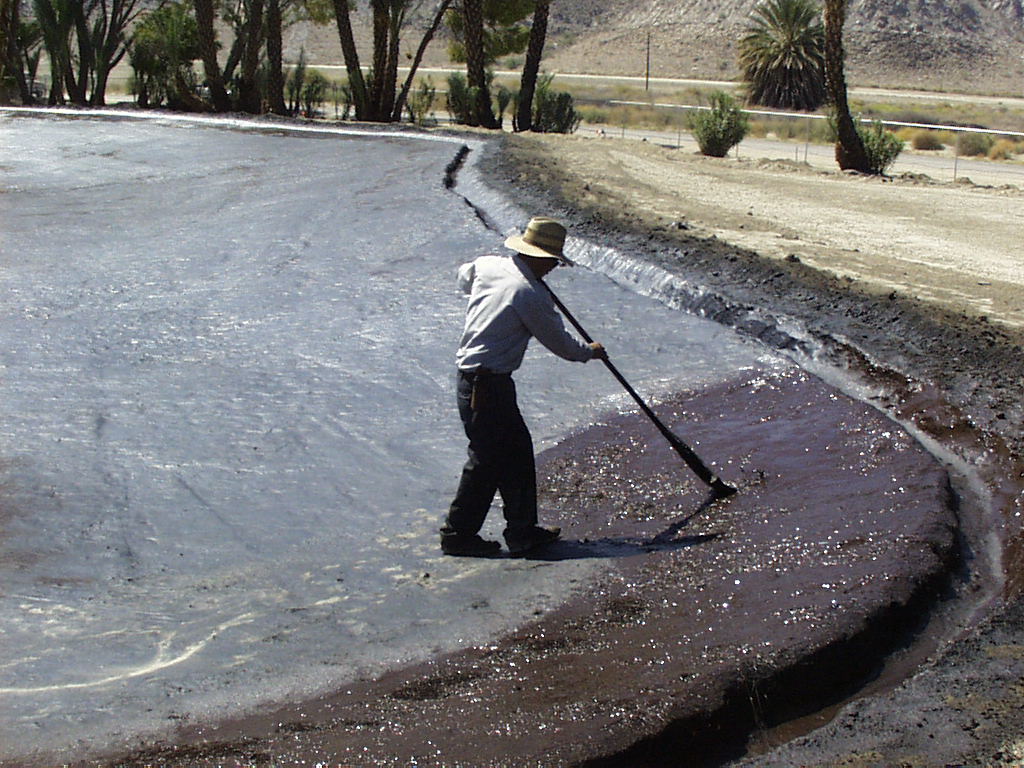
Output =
[{"x1": 504, "y1": 217, "x2": 568, "y2": 262}]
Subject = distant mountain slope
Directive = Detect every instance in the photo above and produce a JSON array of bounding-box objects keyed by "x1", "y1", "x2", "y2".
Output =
[
  {"x1": 288, "y1": 0, "x2": 1024, "y2": 96},
  {"x1": 541, "y1": 0, "x2": 1024, "y2": 93}
]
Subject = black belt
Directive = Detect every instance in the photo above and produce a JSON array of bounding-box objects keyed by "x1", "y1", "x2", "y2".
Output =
[{"x1": 459, "y1": 367, "x2": 511, "y2": 380}]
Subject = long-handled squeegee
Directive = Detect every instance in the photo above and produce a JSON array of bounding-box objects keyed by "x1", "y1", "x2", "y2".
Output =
[{"x1": 542, "y1": 280, "x2": 737, "y2": 500}]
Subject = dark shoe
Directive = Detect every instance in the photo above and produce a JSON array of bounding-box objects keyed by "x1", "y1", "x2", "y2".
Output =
[
  {"x1": 506, "y1": 525, "x2": 561, "y2": 557},
  {"x1": 441, "y1": 534, "x2": 502, "y2": 558}
]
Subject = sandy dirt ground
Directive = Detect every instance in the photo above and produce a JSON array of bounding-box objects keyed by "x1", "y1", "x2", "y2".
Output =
[
  {"x1": 501, "y1": 135, "x2": 1024, "y2": 329},
  {"x1": 477, "y1": 132, "x2": 1024, "y2": 766}
]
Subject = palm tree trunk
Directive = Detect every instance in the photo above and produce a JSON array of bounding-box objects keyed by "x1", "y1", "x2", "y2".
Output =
[
  {"x1": 67, "y1": 0, "x2": 91, "y2": 105},
  {"x1": 461, "y1": 0, "x2": 496, "y2": 128},
  {"x1": 237, "y1": 0, "x2": 264, "y2": 113},
  {"x1": 368, "y1": 0, "x2": 389, "y2": 120},
  {"x1": 193, "y1": 0, "x2": 231, "y2": 110},
  {"x1": 33, "y1": 0, "x2": 64, "y2": 102},
  {"x1": 85, "y1": 0, "x2": 108, "y2": 105},
  {"x1": 515, "y1": 0, "x2": 548, "y2": 132},
  {"x1": 380, "y1": 6, "x2": 404, "y2": 120},
  {"x1": 265, "y1": 0, "x2": 286, "y2": 114},
  {"x1": 332, "y1": 0, "x2": 368, "y2": 119},
  {"x1": 1, "y1": 0, "x2": 31, "y2": 102},
  {"x1": 0, "y1": 0, "x2": 14, "y2": 90},
  {"x1": 823, "y1": 0, "x2": 869, "y2": 171}
]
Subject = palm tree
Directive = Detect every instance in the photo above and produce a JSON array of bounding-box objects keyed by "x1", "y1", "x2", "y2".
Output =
[
  {"x1": 369, "y1": 0, "x2": 407, "y2": 121},
  {"x1": 332, "y1": 0, "x2": 452, "y2": 122},
  {"x1": 0, "y1": 0, "x2": 9, "y2": 68},
  {"x1": 515, "y1": 0, "x2": 548, "y2": 131},
  {"x1": 739, "y1": 0, "x2": 825, "y2": 111},
  {"x1": 193, "y1": 0, "x2": 230, "y2": 110},
  {"x1": 33, "y1": 0, "x2": 76, "y2": 103},
  {"x1": 235, "y1": 0, "x2": 264, "y2": 113},
  {"x1": 3, "y1": 7, "x2": 40, "y2": 103},
  {"x1": 331, "y1": 0, "x2": 368, "y2": 118},
  {"x1": 823, "y1": 0, "x2": 869, "y2": 171},
  {"x1": 461, "y1": 0, "x2": 498, "y2": 127},
  {"x1": 265, "y1": 0, "x2": 286, "y2": 114}
]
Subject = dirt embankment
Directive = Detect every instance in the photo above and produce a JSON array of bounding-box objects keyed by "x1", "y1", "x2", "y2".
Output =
[{"x1": 475, "y1": 132, "x2": 1024, "y2": 765}]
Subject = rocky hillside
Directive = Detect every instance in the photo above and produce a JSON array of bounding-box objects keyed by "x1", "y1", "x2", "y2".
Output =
[
  {"x1": 541, "y1": 0, "x2": 1024, "y2": 93},
  {"x1": 289, "y1": 0, "x2": 1024, "y2": 96}
]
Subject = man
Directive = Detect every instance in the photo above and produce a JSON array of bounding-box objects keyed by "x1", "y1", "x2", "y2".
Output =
[{"x1": 441, "y1": 217, "x2": 607, "y2": 557}]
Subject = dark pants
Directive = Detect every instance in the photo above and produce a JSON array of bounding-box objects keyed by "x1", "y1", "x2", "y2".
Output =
[{"x1": 442, "y1": 370, "x2": 537, "y2": 543}]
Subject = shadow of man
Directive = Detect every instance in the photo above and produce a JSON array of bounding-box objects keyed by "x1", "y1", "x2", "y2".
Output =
[{"x1": 521, "y1": 488, "x2": 729, "y2": 561}]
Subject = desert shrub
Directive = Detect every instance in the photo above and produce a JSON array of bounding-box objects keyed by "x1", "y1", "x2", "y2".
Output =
[
  {"x1": 335, "y1": 83, "x2": 353, "y2": 120},
  {"x1": 910, "y1": 129, "x2": 944, "y2": 150},
  {"x1": 286, "y1": 50, "x2": 307, "y2": 115},
  {"x1": 857, "y1": 121, "x2": 904, "y2": 174},
  {"x1": 495, "y1": 85, "x2": 513, "y2": 127},
  {"x1": 532, "y1": 74, "x2": 582, "y2": 134},
  {"x1": 690, "y1": 91, "x2": 749, "y2": 157},
  {"x1": 445, "y1": 72, "x2": 477, "y2": 124},
  {"x1": 533, "y1": 90, "x2": 581, "y2": 134},
  {"x1": 987, "y1": 138, "x2": 1018, "y2": 160},
  {"x1": 957, "y1": 132, "x2": 994, "y2": 157},
  {"x1": 301, "y1": 71, "x2": 329, "y2": 116},
  {"x1": 445, "y1": 71, "x2": 512, "y2": 126},
  {"x1": 406, "y1": 77, "x2": 436, "y2": 125},
  {"x1": 128, "y1": 1, "x2": 200, "y2": 108}
]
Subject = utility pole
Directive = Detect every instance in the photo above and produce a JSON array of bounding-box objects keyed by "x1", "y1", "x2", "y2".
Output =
[{"x1": 645, "y1": 32, "x2": 651, "y2": 91}]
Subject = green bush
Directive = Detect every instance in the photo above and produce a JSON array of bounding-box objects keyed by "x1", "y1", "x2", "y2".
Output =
[
  {"x1": 689, "y1": 91, "x2": 749, "y2": 157},
  {"x1": 407, "y1": 77, "x2": 436, "y2": 125},
  {"x1": 910, "y1": 129, "x2": 944, "y2": 151},
  {"x1": 988, "y1": 138, "x2": 1018, "y2": 160},
  {"x1": 445, "y1": 72, "x2": 476, "y2": 125},
  {"x1": 128, "y1": 1, "x2": 200, "y2": 108},
  {"x1": 495, "y1": 85, "x2": 513, "y2": 127},
  {"x1": 532, "y1": 74, "x2": 581, "y2": 134},
  {"x1": 286, "y1": 49, "x2": 307, "y2": 116},
  {"x1": 301, "y1": 71, "x2": 329, "y2": 116},
  {"x1": 857, "y1": 121, "x2": 904, "y2": 174},
  {"x1": 957, "y1": 132, "x2": 994, "y2": 157}
]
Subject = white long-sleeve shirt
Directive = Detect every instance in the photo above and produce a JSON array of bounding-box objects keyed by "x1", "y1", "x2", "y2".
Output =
[{"x1": 454, "y1": 253, "x2": 594, "y2": 373}]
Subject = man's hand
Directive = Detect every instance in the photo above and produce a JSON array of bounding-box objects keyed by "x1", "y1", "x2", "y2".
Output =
[{"x1": 588, "y1": 342, "x2": 608, "y2": 361}]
